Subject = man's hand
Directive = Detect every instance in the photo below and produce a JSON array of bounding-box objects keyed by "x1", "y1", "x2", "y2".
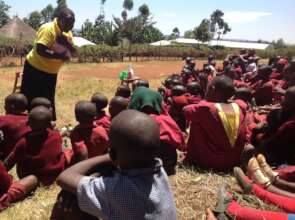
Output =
[
  {"x1": 58, "y1": 51, "x2": 71, "y2": 61},
  {"x1": 36, "y1": 44, "x2": 71, "y2": 61}
]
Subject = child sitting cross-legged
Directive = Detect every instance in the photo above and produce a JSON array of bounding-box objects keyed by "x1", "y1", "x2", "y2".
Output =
[
  {"x1": 51, "y1": 110, "x2": 177, "y2": 220},
  {"x1": 4, "y1": 106, "x2": 67, "y2": 186},
  {"x1": 70, "y1": 101, "x2": 109, "y2": 164}
]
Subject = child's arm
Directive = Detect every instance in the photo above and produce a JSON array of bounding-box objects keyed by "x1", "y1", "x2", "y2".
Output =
[
  {"x1": 57, "y1": 154, "x2": 112, "y2": 194},
  {"x1": 70, "y1": 130, "x2": 89, "y2": 162},
  {"x1": 3, "y1": 149, "x2": 16, "y2": 171}
]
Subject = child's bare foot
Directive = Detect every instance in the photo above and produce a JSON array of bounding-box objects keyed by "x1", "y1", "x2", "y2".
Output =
[
  {"x1": 248, "y1": 157, "x2": 271, "y2": 187},
  {"x1": 205, "y1": 208, "x2": 217, "y2": 220},
  {"x1": 257, "y1": 154, "x2": 278, "y2": 182}
]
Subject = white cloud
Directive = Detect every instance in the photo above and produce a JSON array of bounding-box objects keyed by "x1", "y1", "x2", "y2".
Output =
[{"x1": 224, "y1": 11, "x2": 272, "y2": 24}]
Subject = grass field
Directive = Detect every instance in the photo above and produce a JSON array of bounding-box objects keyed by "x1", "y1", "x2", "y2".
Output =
[{"x1": 0, "y1": 61, "x2": 280, "y2": 220}]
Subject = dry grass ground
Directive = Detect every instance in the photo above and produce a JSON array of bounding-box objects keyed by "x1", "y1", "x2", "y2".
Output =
[{"x1": 0, "y1": 61, "x2": 280, "y2": 220}]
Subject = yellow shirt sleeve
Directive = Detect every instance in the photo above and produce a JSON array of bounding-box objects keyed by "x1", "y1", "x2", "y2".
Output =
[{"x1": 36, "y1": 25, "x2": 55, "y2": 48}]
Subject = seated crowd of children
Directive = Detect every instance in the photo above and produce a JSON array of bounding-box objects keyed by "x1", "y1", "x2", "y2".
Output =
[{"x1": 0, "y1": 49, "x2": 295, "y2": 219}]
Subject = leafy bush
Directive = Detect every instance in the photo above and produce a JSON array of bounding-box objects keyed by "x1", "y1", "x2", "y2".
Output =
[{"x1": 0, "y1": 36, "x2": 33, "y2": 57}]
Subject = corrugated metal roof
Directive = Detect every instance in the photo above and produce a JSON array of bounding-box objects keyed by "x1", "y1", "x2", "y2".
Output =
[
  {"x1": 209, "y1": 40, "x2": 269, "y2": 50},
  {"x1": 150, "y1": 38, "x2": 270, "y2": 50}
]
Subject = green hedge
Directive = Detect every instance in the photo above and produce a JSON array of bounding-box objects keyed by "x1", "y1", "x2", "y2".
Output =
[
  {"x1": 75, "y1": 44, "x2": 239, "y2": 63},
  {"x1": 0, "y1": 36, "x2": 33, "y2": 57},
  {"x1": 257, "y1": 45, "x2": 295, "y2": 60},
  {"x1": 1, "y1": 35, "x2": 295, "y2": 63}
]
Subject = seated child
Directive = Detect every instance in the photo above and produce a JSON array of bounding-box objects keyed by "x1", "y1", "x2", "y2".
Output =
[
  {"x1": 108, "y1": 96, "x2": 129, "y2": 119},
  {"x1": 184, "y1": 76, "x2": 248, "y2": 170},
  {"x1": 0, "y1": 161, "x2": 37, "y2": 212},
  {"x1": 169, "y1": 85, "x2": 189, "y2": 132},
  {"x1": 251, "y1": 66, "x2": 274, "y2": 106},
  {"x1": 53, "y1": 110, "x2": 177, "y2": 220},
  {"x1": 30, "y1": 97, "x2": 56, "y2": 129},
  {"x1": 129, "y1": 87, "x2": 185, "y2": 175},
  {"x1": 4, "y1": 106, "x2": 66, "y2": 186},
  {"x1": 258, "y1": 86, "x2": 295, "y2": 165},
  {"x1": 90, "y1": 93, "x2": 110, "y2": 133},
  {"x1": 115, "y1": 85, "x2": 131, "y2": 100},
  {"x1": 70, "y1": 101, "x2": 109, "y2": 163},
  {"x1": 0, "y1": 93, "x2": 29, "y2": 160}
]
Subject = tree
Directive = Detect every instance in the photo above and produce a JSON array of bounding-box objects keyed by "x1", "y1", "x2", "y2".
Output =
[
  {"x1": 168, "y1": 27, "x2": 180, "y2": 40},
  {"x1": 136, "y1": 25, "x2": 164, "y2": 43},
  {"x1": 121, "y1": 10, "x2": 127, "y2": 20},
  {"x1": 173, "y1": 27, "x2": 180, "y2": 37},
  {"x1": 80, "y1": 19, "x2": 95, "y2": 42},
  {"x1": 184, "y1": 30, "x2": 195, "y2": 39},
  {"x1": 54, "y1": 0, "x2": 67, "y2": 17},
  {"x1": 123, "y1": 0, "x2": 133, "y2": 11},
  {"x1": 41, "y1": 4, "x2": 54, "y2": 23},
  {"x1": 139, "y1": 4, "x2": 150, "y2": 18},
  {"x1": 113, "y1": 2, "x2": 154, "y2": 44},
  {"x1": 273, "y1": 38, "x2": 287, "y2": 49},
  {"x1": 93, "y1": 15, "x2": 119, "y2": 45},
  {"x1": 209, "y1": 9, "x2": 231, "y2": 39},
  {"x1": 25, "y1": 11, "x2": 42, "y2": 30},
  {"x1": 0, "y1": 0, "x2": 10, "y2": 27},
  {"x1": 194, "y1": 19, "x2": 212, "y2": 42}
]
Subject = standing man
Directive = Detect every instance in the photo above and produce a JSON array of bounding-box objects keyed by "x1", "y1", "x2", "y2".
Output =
[{"x1": 21, "y1": 8, "x2": 75, "y2": 120}]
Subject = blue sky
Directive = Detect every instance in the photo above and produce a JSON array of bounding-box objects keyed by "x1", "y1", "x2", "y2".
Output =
[{"x1": 5, "y1": 0, "x2": 295, "y2": 43}]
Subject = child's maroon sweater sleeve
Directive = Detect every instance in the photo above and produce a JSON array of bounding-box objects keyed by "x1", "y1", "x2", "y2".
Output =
[
  {"x1": 0, "y1": 161, "x2": 12, "y2": 195},
  {"x1": 70, "y1": 128, "x2": 87, "y2": 155}
]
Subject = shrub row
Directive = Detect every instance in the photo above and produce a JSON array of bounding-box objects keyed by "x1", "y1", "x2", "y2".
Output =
[{"x1": 1, "y1": 36, "x2": 294, "y2": 63}]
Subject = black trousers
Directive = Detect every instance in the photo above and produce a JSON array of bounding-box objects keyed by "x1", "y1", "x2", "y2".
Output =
[{"x1": 21, "y1": 61, "x2": 57, "y2": 120}]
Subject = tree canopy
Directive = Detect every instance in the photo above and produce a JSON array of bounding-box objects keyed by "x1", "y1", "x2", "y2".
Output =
[{"x1": 0, "y1": 0, "x2": 10, "y2": 28}]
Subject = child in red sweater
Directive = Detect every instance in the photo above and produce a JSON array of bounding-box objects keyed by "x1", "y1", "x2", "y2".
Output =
[
  {"x1": 0, "y1": 93, "x2": 29, "y2": 160},
  {"x1": 91, "y1": 93, "x2": 111, "y2": 133},
  {"x1": 4, "y1": 106, "x2": 66, "y2": 186},
  {"x1": 70, "y1": 101, "x2": 109, "y2": 164}
]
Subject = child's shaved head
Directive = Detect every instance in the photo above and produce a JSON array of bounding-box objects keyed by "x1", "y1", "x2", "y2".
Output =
[
  {"x1": 5, "y1": 93, "x2": 28, "y2": 114},
  {"x1": 91, "y1": 93, "x2": 108, "y2": 112},
  {"x1": 206, "y1": 76, "x2": 235, "y2": 102},
  {"x1": 137, "y1": 79, "x2": 149, "y2": 88},
  {"x1": 171, "y1": 78, "x2": 182, "y2": 87},
  {"x1": 171, "y1": 85, "x2": 186, "y2": 96},
  {"x1": 115, "y1": 85, "x2": 131, "y2": 98},
  {"x1": 109, "y1": 96, "x2": 129, "y2": 119},
  {"x1": 30, "y1": 97, "x2": 52, "y2": 110},
  {"x1": 132, "y1": 79, "x2": 150, "y2": 91},
  {"x1": 234, "y1": 88, "x2": 253, "y2": 103},
  {"x1": 110, "y1": 110, "x2": 160, "y2": 169},
  {"x1": 75, "y1": 101, "x2": 97, "y2": 124},
  {"x1": 186, "y1": 82, "x2": 202, "y2": 96},
  {"x1": 29, "y1": 106, "x2": 52, "y2": 131}
]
